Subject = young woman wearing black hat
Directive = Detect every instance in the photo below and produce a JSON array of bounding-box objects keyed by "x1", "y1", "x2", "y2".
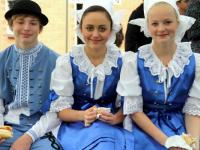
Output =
[{"x1": 0, "y1": 0, "x2": 60, "y2": 149}]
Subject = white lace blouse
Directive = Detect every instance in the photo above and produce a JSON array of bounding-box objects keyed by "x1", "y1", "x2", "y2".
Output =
[
  {"x1": 50, "y1": 44, "x2": 122, "y2": 112},
  {"x1": 117, "y1": 42, "x2": 200, "y2": 116}
]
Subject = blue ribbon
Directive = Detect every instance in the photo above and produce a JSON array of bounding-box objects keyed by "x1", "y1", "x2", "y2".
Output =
[{"x1": 40, "y1": 90, "x2": 59, "y2": 113}]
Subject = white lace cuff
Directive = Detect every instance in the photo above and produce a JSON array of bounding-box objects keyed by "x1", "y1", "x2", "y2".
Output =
[
  {"x1": 27, "y1": 112, "x2": 61, "y2": 142},
  {"x1": 183, "y1": 97, "x2": 200, "y2": 116},
  {"x1": 117, "y1": 52, "x2": 142, "y2": 96},
  {"x1": 123, "y1": 96, "x2": 143, "y2": 115},
  {"x1": 165, "y1": 135, "x2": 192, "y2": 150},
  {"x1": 50, "y1": 96, "x2": 74, "y2": 112}
]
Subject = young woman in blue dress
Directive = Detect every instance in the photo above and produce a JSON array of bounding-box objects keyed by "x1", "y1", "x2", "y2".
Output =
[
  {"x1": 15, "y1": 0, "x2": 135, "y2": 150},
  {"x1": 117, "y1": 0, "x2": 200, "y2": 150}
]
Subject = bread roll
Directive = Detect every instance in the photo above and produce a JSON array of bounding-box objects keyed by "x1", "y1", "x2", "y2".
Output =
[
  {"x1": 182, "y1": 133, "x2": 196, "y2": 146},
  {"x1": 0, "y1": 125, "x2": 13, "y2": 139}
]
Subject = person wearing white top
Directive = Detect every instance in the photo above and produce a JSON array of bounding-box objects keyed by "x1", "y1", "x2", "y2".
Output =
[
  {"x1": 117, "y1": 0, "x2": 200, "y2": 150},
  {"x1": 0, "y1": 0, "x2": 59, "y2": 150},
  {"x1": 17, "y1": 0, "x2": 135, "y2": 150}
]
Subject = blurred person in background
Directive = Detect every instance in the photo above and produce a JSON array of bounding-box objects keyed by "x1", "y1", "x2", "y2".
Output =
[
  {"x1": 125, "y1": 0, "x2": 151, "y2": 52},
  {"x1": 185, "y1": 0, "x2": 200, "y2": 53},
  {"x1": 176, "y1": 0, "x2": 190, "y2": 15}
]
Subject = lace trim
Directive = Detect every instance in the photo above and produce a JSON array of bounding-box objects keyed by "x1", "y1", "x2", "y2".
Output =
[
  {"x1": 138, "y1": 43, "x2": 193, "y2": 82},
  {"x1": 14, "y1": 43, "x2": 42, "y2": 66},
  {"x1": 50, "y1": 96, "x2": 74, "y2": 112},
  {"x1": 123, "y1": 96, "x2": 143, "y2": 115},
  {"x1": 183, "y1": 97, "x2": 200, "y2": 116},
  {"x1": 14, "y1": 42, "x2": 42, "y2": 54},
  {"x1": 70, "y1": 44, "x2": 120, "y2": 77},
  {"x1": 8, "y1": 44, "x2": 42, "y2": 110}
]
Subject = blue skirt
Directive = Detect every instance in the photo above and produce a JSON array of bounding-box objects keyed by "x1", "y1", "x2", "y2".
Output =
[
  {"x1": 57, "y1": 121, "x2": 134, "y2": 150},
  {"x1": 132, "y1": 111, "x2": 186, "y2": 150}
]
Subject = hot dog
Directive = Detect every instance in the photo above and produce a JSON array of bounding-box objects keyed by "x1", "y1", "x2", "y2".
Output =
[{"x1": 0, "y1": 125, "x2": 13, "y2": 139}]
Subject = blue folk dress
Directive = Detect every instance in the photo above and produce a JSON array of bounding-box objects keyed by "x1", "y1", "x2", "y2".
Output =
[
  {"x1": 48, "y1": 44, "x2": 134, "y2": 150},
  {"x1": 117, "y1": 42, "x2": 200, "y2": 150}
]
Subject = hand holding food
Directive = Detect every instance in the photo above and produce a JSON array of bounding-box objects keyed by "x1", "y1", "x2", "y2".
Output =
[
  {"x1": 165, "y1": 135, "x2": 192, "y2": 150},
  {"x1": 84, "y1": 106, "x2": 97, "y2": 127},
  {"x1": 96, "y1": 107, "x2": 111, "y2": 119}
]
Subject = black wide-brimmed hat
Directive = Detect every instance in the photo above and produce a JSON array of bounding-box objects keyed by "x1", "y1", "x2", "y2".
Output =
[{"x1": 5, "y1": 0, "x2": 48, "y2": 26}]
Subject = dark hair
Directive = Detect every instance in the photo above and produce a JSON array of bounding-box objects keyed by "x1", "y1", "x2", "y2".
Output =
[{"x1": 80, "y1": 5, "x2": 113, "y2": 30}]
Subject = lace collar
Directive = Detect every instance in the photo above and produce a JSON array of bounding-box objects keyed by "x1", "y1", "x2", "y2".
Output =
[
  {"x1": 138, "y1": 42, "x2": 193, "y2": 83},
  {"x1": 70, "y1": 44, "x2": 121, "y2": 80},
  {"x1": 14, "y1": 42, "x2": 42, "y2": 55}
]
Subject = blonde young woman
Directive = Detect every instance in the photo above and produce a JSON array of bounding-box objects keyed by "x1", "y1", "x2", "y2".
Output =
[{"x1": 117, "y1": 0, "x2": 200, "y2": 150}]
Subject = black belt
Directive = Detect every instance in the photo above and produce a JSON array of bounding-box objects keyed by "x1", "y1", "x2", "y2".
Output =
[{"x1": 144, "y1": 103, "x2": 183, "y2": 112}]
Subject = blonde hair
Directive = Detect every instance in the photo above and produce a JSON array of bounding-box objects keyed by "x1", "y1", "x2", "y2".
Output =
[{"x1": 148, "y1": 2, "x2": 179, "y2": 21}]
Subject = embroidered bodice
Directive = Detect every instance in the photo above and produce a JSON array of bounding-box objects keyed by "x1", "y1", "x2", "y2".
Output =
[{"x1": 50, "y1": 44, "x2": 122, "y2": 112}]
